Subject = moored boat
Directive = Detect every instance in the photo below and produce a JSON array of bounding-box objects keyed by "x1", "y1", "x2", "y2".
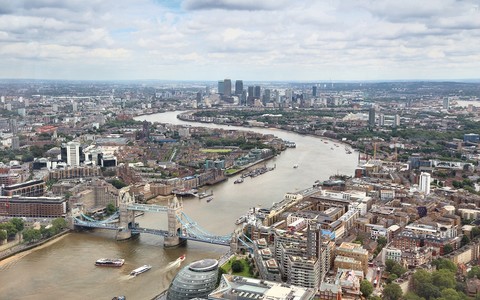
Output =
[
  {"x1": 234, "y1": 178, "x2": 244, "y2": 184},
  {"x1": 95, "y1": 258, "x2": 125, "y2": 267},
  {"x1": 178, "y1": 254, "x2": 186, "y2": 262},
  {"x1": 130, "y1": 265, "x2": 152, "y2": 276},
  {"x1": 206, "y1": 197, "x2": 213, "y2": 202},
  {"x1": 235, "y1": 215, "x2": 246, "y2": 225}
]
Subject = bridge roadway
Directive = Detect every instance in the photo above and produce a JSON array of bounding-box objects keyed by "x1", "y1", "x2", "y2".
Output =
[{"x1": 127, "y1": 203, "x2": 169, "y2": 212}]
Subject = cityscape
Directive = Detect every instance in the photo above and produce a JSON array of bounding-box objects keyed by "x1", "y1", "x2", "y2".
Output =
[
  {"x1": 1, "y1": 79, "x2": 480, "y2": 300},
  {"x1": 2, "y1": 1, "x2": 480, "y2": 300}
]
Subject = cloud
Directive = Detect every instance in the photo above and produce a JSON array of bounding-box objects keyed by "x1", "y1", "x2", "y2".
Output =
[
  {"x1": 0, "y1": 0, "x2": 479, "y2": 80},
  {"x1": 182, "y1": 0, "x2": 288, "y2": 11}
]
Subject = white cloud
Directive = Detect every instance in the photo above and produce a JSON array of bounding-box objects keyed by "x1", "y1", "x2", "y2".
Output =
[{"x1": 0, "y1": 0, "x2": 479, "y2": 80}]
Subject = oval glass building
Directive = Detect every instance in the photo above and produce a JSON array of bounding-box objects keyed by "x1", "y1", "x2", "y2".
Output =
[{"x1": 167, "y1": 259, "x2": 219, "y2": 300}]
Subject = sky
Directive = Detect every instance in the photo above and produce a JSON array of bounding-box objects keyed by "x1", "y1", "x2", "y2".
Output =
[{"x1": 0, "y1": 0, "x2": 479, "y2": 81}]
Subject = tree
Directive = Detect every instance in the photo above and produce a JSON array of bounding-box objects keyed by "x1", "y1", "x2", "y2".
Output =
[
  {"x1": 436, "y1": 288, "x2": 469, "y2": 300},
  {"x1": 10, "y1": 218, "x2": 24, "y2": 232},
  {"x1": 22, "y1": 228, "x2": 42, "y2": 243},
  {"x1": 432, "y1": 269, "x2": 456, "y2": 290},
  {"x1": 109, "y1": 179, "x2": 127, "y2": 189},
  {"x1": 377, "y1": 236, "x2": 387, "y2": 248},
  {"x1": 443, "y1": 244, "x2": 453, "y2": 255},
  {"x1": 472, "y1": 226, "x2": 480, "y2": 238},
  {"x1": 231, "y1": 260, "x2": 243, "y2": 273},
  {"x1": 433, "y1": 258, "x2": 457, "y2": 273},
  {"x1": 360, "y1": 279, "x2": 373, "y2": 297},
  {"x1": 382, "y1": 283, "x2": 403, "y2": 300},
  {"x1": 51, "y1": 218, "x2": 67, "y2": 231},
  {"x1": 385, "y1": 259, "x2": 396, "y2": 273},
  {"x1": 387, "y1": 274, "x2": 398, "y2": 284},
  {"x1": 369, "y1": 296, "x2": 382, "y2": 300},
  {"x1": 40, "y1": 226, "x2": 54, "y2": 238},
  {"x1": 412, "y1": 269, "x2": 434, "y2": 299},
  {"x1": 0, "y1": 222, "x2": 17, "y2": 238},
  {"x1": 106, "y1": 203, "x2": 117, "y2": 215},
  {"x1": 403, "y1": 292, "x2": 426, "y2": 300},
  {"x1": 468, "y1": 266, "x2": 480, "y2": 279},
  {"x1": 461, "y1": 235, "x2": 470, "y2": 247},
  {"x1": 391, "y1": 263, "x2": 406, "y2": 277},
  {"x1": 0, "y1": 229, "x2": 7, "y2": 241}
]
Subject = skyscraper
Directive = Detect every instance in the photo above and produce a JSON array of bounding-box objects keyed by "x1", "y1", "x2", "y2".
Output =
[
  {"x1": 368, "y1": 107, "x2": 376, "y2": 128},
  {"x1": 61, "y1": 141, "x2": 82, "y2": 167},
  {"x1": 254, "y1": 86, "x2": 261, "y2": 98},
  {"x1": 223, "y1": 79, "x2": 232, "y2": 97},
  {"x1": 443, "y1": 97, "x2": 450, "y2": 109},
  {"x1": 217, "y1": 81, "x2": 224, "y2": 95},
  {"x1": 235, "y1": 80, "x2": 243, "y2": 95},
  {"x1": 419, "y1": 172, "x2": 431, "y2": 195},
  {"x1": 263, "y1": 89, "x2": 271, "y2": 105},
  {"x1": 312, "y1": 86, "x2": 317, "y2": 97},
  {"x1": 247, "y1": 86, "x2": 254, "y2": 105}
]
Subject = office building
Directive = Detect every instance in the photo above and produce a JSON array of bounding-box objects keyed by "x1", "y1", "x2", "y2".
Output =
[
  {"x1": 61, "y1": 141, "x2": 82, "y2": 167},
  {"x1": 334, "y1": 242, "x2": 369, "y2": 274},
  {"x1": 235, "y1": 80, "x2": 243, "y2": 95},
  {"x1": 167, "y1": 259, "x2": 219, "y2": 300},
  {"x1": 419, "y1": 172, "x2": 431, "y2": 195},
  {"x1": 209, "y1": 274, "x2": 316, "y2": 300},
  {"x1": 254, "y1": 85, "x2": 261, "y2": 98},
  {"x1": 464, "y1": 133, "x2": 480, "y2": 143},
  {"x1": 312, "y1": 86, "x2": 317, "y2": 97},
  {"x1": 0, "y1": 195, "x2": 67, "y2": 218},
  {"x1": 1, "y1": 180, "x2": 46, "y2": 197},
  {"x1": 247, "y1": 86, "x2": 255, "y2": 105},
  {"x1": 218, "y1": 81, "x2": 224, "y2": 95},
  {"x1": 443, "y1": 97, "x2": 450, "y2": 109},
  {"x1": 223, "y1": 79, "x2": 232, "y2": 97},
  {"x1": 368, "y1": 107, "x2": 376, "y2": 127}
]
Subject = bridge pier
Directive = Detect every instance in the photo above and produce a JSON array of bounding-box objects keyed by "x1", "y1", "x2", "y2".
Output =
[
  {"x1": 116, "y1": 187, "x2": 136, "y2": 241},
  {"x1": 164, "y1": 235, "x2": 187, "y2": 248},
  {"x1": 116, "y1": 227, "x2": 132, "y2": 241},
  {"x1": 164, "y1": 196, "x2": 185, "y2": 248}
]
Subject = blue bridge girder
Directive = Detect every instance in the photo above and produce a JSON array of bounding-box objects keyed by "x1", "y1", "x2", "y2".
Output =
[
  {"x1": 73, "y1": 218, "x2": 119, "y2": 230},
  {"x1": 126, "y1": 203, "x2": 169, "y2": 212},
  {"x1": 131, "y1": 227, "x2": 169, "y2": 236},
  {"x1": 73, "y1": 205, "x2": 234, "y2": 247}
]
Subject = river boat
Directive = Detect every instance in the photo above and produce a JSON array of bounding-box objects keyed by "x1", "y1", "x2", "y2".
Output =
[
  {"x1": 234, "y1": 178, "x2": 244, "y2": 184},
  {"x1": 178, "y1": 254, "x2": 186, "y2": 262},
  {"x1": 235, "y1": 215, "x2": 247, "y2": 225},
  {"x1": 206, "y1": 197, "x2": 213, "y2": 202},
  {"x1": 293, "y1": 164, "x2": 299, "y2": 168},
  {"x1": 95, "y1": 258, "x2": 125, "y2": 267},
  {"x1": 130, "y1": 265, "x2": 152, "y2": 276},
  {"x1": 198, "y1": 190, "x2": 213, "y2": 199}
]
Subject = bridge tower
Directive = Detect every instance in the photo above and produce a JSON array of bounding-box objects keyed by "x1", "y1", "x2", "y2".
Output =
[
  {"x1": 164, "y1": 196, "x2": 187, "y2": 248},
  {"x1": 116, "y1": 187, "x2": 136, "y2": 241}
]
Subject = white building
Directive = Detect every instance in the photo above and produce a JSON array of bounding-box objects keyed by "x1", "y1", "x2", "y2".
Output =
[
  {"x1": 64, "y1": 141, "x2": 81, "y2": 167},
  {"x1": 419, "y1": 172, "x2": 431, "y2": 195}
]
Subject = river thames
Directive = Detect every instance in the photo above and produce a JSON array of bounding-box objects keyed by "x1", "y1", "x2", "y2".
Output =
[{"x1": 0, "y1": 111, "x2": 359, "y2": 300}]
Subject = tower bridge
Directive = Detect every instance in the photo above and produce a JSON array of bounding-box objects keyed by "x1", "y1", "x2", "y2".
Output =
[{"x1": 71, "y1": 187, "x2": 242, "y2": 251}]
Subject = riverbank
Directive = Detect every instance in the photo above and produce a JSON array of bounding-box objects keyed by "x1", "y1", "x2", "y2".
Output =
[
  {"x1": 175, "y1": 111, "x2": 357, "y2": 155},
  {"x1": 0, "y1": 230, "x2": 70, "y2": 264},
  {"x1": 225, "y1": 155, "x2": 276, "y2": 177}
]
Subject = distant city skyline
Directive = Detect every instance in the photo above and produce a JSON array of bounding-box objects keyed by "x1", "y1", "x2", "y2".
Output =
[{"x1": 1, "y1": 0, "x2": 480, "y2": 81}]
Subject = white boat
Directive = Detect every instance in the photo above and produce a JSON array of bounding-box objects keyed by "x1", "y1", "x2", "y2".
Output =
[
  {"x1": 235, "y1": 215, "x2": 247, "y2": 225},
  {"x1": 293, "y1": 164, "x2": 299, "y2": 168},
  {"x1": 130, "y1": 265, "x2": 152, "y2": 276},
  {"x1": 234, "y1": 178, "x2": 244, "y2": 184}
]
